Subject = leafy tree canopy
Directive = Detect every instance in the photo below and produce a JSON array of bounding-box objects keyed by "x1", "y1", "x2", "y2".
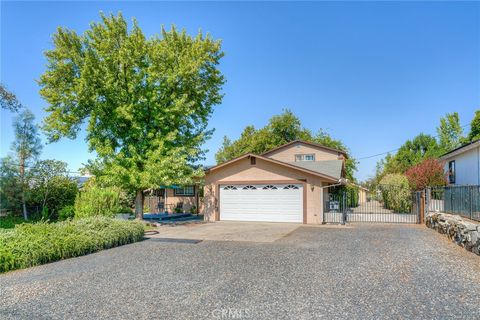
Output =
[
  {"x1": 30, "y1": 159, "x2": 78, "y2": 220},
  {"x1": 381, "y1": 133, "x2": 441, "y2": 176},
  {"x1": 0, "y1": 83, "x2": 22, "y2": 112},
  {"x1": 38, "y1": 13, "x2": 225, "y2": 217},
  {"x1": 215, "y1": 110, "x2": 357, "y2": 180},
  {"x1": 405, "y1": 158, "x2": 446, "y2": 190},
  {"x1": 467, "y1": 110, "x2": 480, "y2": 142},
  {"x1": 436, "y1": 112, "x2": 463, "y2": 153}
]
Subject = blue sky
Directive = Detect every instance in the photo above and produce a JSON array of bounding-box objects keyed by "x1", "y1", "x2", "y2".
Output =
[{"x1": 1, "y1": 1, "x2": 479, "y2": 181}]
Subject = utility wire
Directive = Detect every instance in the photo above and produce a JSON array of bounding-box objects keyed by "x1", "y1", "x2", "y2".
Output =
[{"x1": 356, "y1": 123, "x2": 470, "y2": 161}]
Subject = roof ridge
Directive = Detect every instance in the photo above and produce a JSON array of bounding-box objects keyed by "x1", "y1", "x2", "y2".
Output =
[{"x1": 261, "y1": 140, "x2": 348, "y2": 157}]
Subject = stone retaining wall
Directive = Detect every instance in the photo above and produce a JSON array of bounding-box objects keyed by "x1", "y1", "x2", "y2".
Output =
[{"x1": 425, "y1": 212, "x2": 480, "y2": 256}]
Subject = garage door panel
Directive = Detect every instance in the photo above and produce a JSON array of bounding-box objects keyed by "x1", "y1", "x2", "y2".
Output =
[{"x1": 219, "y1": 184, "x2": 303, "y2": 223}]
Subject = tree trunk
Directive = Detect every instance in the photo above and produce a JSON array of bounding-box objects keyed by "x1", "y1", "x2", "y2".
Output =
[
  {"x1": 20, "y1": 157, "x2": 28, "y2": 220},
  {"x1": 135, "y1": 190, "x2": 144, "y2": 219}
]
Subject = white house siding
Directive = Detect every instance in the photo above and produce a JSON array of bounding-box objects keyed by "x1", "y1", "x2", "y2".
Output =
[{"x1": 443, "y1": 146, "x2": 480, "y2": 185}]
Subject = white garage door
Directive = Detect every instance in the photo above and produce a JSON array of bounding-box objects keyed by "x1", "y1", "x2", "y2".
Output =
[{"x1": 219, "y1": 184, "x2": 303, "y2": 223}]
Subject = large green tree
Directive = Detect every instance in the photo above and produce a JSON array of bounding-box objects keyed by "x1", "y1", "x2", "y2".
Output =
[
  {"x1": 215, "y1": 110, "x2": 357, "y2": 180},
  {"x1": 467, "y1": 110, "x2": 480, "y2": 142},
  {"x1": 381, "y1": 133, "x2": 441, "y2": 175},
  {"x1": 39, "y1": 13, "x2": 224, "y2": 218},
  {"x1": 436, "y1": 112, "x2": 463, "y2": 153},
  {"x1": 11, "y1": 110, "x2": 43, "y2": 220}
]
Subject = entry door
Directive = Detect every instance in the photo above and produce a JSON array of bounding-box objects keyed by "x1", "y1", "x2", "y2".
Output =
[{"x1": 219, "y1": 184, "x2": 303, "y2": 223}]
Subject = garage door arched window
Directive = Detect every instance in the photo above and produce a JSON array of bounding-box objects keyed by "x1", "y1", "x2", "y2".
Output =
[
  {"x1": 263, "y1": 185, "x2": 277, "y2": 190},
  {"x1": 223, "y1": 186, "x2": 237, "y2": 190},
  {"x1": 283, "y1": 185, "x2": 299, "y2": 190},
  {"x1": 242, "y1": 185, "x2": 257, "y2": 190}
]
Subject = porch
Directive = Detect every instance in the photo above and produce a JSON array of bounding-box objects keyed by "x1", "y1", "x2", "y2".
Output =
[{"x1": 144, "y1": 185, "x2": 200, "y2": 214}]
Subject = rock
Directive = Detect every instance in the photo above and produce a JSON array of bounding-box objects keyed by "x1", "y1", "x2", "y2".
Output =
[{"x1": 425, "y1": 212, "x2": 480, "y2": 256}]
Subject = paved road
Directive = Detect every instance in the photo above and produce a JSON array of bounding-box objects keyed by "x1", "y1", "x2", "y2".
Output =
[{"x1": 1, "y1": 224, "x2": 479, "y2": 319}]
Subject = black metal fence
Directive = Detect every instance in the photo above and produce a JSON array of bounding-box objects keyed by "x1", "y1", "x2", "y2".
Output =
[
  {"x1": 428, "y1": 185, "x2": 480, "y2": 222},
  {"x1": 324, "y1": 185, "x2": 420, "y2": 224}
]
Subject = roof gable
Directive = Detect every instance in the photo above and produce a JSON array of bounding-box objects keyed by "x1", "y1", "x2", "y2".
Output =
[{"x1": 261, "y1": 140, "x2": 348, "y2": 158}]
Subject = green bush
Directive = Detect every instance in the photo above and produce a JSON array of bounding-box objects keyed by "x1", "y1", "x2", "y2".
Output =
[
  {"x1": 0, "y1": 217, "x2": 144, "y2": 273},
  {"x1": 58, "y1": 205, "x2": 75, "y2": 220},
  {"x1": 379, "y1": 174, "x2": 412, "y2": 213},
  {"x1": 0, "y1": 215, "x2": 28, "y2": 229},
  {"x1": 74, "y1": 187, "x2": 123, "y2": 218}
]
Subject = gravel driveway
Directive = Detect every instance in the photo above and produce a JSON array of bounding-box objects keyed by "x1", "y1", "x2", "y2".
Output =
[{"x1": 1, "y1": 224, "x2": 479, "y2": 319}]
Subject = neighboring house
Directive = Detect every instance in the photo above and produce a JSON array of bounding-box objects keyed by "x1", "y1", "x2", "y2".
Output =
[
  {"x1": 357, "y1": 186, "x2": 368, "y2": 204},
  {"x1": 439, "y1": 139, "x2": 480, "y2": 186},
  {"x1": 203, "y1": 140, "x2": 347, "y2": 224}
]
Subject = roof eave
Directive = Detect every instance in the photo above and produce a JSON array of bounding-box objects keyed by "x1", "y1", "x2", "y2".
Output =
[{"x1": 439, "y1": 139, "x2": 480, "y2": 160}]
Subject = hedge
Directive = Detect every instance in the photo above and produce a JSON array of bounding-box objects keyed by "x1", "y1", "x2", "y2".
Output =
[
  {"x1": 0, "y1": 217, "x2": 144, "y2": 273},
  {"x1": 379, "y1": 174, "x2": 412, "y2": 213}
]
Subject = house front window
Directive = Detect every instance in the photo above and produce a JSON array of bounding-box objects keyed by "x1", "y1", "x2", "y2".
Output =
[
  {"x1": 174, "y1": 186, "x2": 195, "y2": 196},
  {"x1": 295, "y1": 154, "x2": 315, "y2": 161},
  {"x1": 448, "y1": 160, "x2": 456, "y2": 184}
]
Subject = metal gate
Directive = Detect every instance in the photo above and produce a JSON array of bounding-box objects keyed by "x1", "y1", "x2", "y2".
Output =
[{"x1": 324, "y1": 185, "x2": 421, "y2": 224}]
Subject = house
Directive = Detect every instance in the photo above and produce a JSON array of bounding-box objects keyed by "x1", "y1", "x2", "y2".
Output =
[
  {"x1": 203, "y1": 140, "x2": 347, "y2": 224},
  {"x1": 145, "y1": 185, "x2": 200, "y2": 214},
  {"x1": 357, "y1": 186, "x2": 368, "y2": 204},
  {"x1": 439, "y1": 139, "x2": 480, "y2": 186}
]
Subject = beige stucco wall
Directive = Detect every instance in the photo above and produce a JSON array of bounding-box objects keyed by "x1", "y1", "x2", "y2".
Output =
[
  {"x1": 265, "y1": 143, "x2": 342, "y2": 163},
  {"x1": 203, "y1": 157, "x2": 330, "y2": 224},
  {"x1": 145, "y1": 188, "x2": 198, "y2": 213},
  {"x1": 358, "y1": 189, "x2": 367, "y2": 204}
]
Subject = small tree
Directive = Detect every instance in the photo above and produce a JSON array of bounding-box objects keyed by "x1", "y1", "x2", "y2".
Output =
[
  {"x1": 11, "y1": 110, "x2": 42, "y2": 220},
  {"x1": 30, "y1": 159, "x2": 78, "y2": 219},
  {"x1": 405, "y1": 159, "x2": 447, "y2": 190}
]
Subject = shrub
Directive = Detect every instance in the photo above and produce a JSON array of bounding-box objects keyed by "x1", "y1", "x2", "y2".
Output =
[
  {"x1": 0, "y1": 217, "x2": 144, "y2": 273},
  {"x1": 405, "y1": 158, "x2": 447, "y2": 190},
  {"x1": 379, "y1": 174, "x2": 412, "y2": 213},
  {"x1": 174, "y1": 207, "x2": 183, "y2": 213},
  {"x1": 0, "y1": 215, "x2": 27, "y2": 229},
  {"x1": 58, "y1": 205, "x2": 75, "y2": 220},
  {"x1": 74, "y1": 187, "x2": 123, "y2": 218}
]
